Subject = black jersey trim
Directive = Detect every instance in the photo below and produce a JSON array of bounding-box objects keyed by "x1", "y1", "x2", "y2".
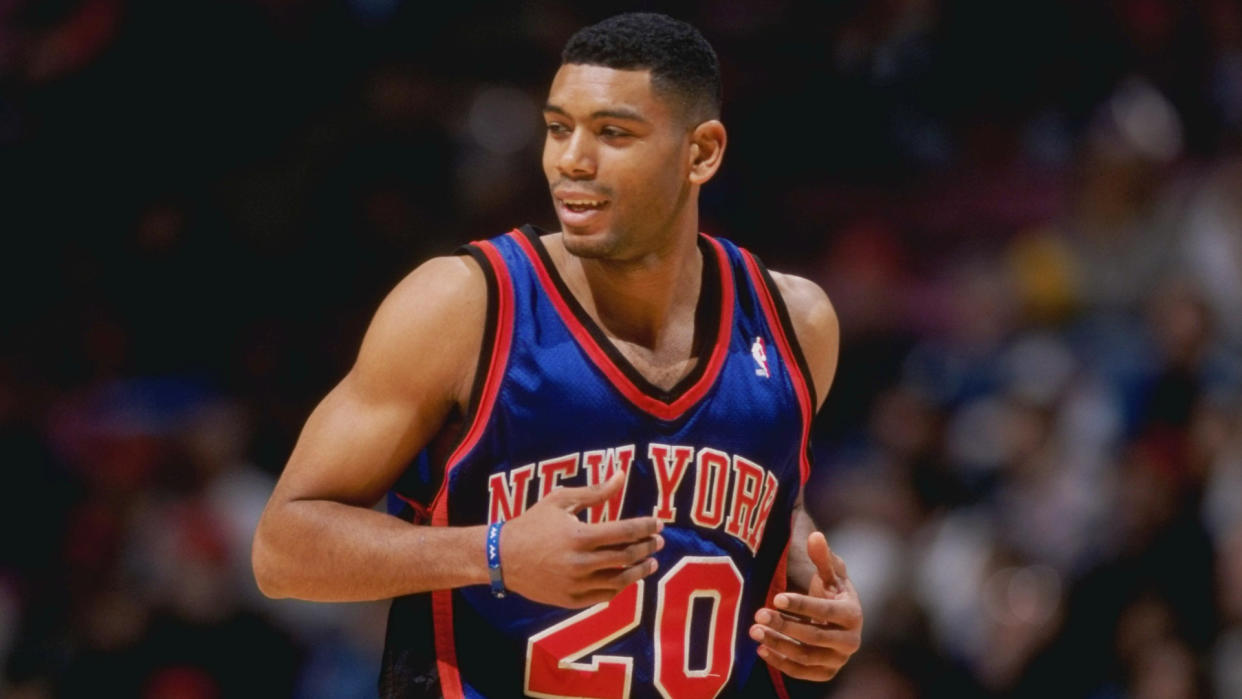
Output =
[
  {"x1": 514, "y1": 224, "x2": 724, "y2": 405},
  {"x1": 388, "y1": 246, "x2": 502, "y2": 517},
  {"x1": 751, "y1": 255, "x2": 819, "y2": 412},
  {"x1": 456, "y1": 243, "x2": 502, "y2": 424}
]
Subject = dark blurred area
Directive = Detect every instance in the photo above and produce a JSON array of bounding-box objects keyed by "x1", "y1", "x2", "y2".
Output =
[{"x1": 2, "y1": 0, "x2": 1241, "y2": 697}]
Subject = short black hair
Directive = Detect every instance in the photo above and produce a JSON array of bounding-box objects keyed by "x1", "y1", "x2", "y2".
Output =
[{"x1": 561, "y1": 12, "x2": 722, "y2": 122}]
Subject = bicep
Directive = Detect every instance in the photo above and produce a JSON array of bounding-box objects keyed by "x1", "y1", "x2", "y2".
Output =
[
  {"x1": 272, "y1": 371, "x2": 452, "y2": 508},
  {"x1": 268, "y1": 255, "x2": 486, "y2": 508}
]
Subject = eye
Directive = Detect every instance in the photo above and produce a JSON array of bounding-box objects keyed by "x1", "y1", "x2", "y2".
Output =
[
  {"x1": 545, "y1": 122, "x2": 570, "y2": 137},
  {"x1": 599, "y1": 126, "x2": 633, "y2": 141}
]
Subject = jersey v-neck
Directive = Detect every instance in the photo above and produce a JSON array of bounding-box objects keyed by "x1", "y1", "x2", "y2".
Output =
[{"x1": 510, "y1": 224, "x2": 734, "y2": 421}]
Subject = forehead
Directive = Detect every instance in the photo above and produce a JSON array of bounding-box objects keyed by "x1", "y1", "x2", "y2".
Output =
[{"x1": 546, "y1": 64, "x2": 672, "y2": 121}]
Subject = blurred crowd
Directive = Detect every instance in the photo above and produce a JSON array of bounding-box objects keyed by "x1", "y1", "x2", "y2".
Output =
[{"x1": 2, "y1": 0, "x2": 1241, "y2": 697}]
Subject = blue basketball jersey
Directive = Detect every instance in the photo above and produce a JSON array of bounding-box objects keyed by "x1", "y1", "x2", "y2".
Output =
[{"x1": 380, "y1": 226, "x2": 816, "y2": 699}]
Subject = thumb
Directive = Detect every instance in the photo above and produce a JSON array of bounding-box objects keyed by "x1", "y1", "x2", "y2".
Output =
[
  {"x1": 561, "y1": 469, "x2": 626, "y2": 511},
  {"x1": 807, "y1": 531, "x2": 846, "y2": 588}
]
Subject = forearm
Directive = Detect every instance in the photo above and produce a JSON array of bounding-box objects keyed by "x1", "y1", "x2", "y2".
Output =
[
  {"x1": 252, "y1": 499, "x2": 489, "y2": 602},
  {"x1": 787, "y1": 503, "x2": 818, "y2": 592}
]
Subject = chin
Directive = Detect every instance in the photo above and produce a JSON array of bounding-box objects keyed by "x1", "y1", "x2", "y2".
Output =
[{"x1": 560, "y1": 226, "x2": 620, "y2": 260}]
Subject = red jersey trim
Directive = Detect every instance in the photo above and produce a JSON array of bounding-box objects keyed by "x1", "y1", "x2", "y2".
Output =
[
  {"x1": 765, "y1": 540, "x2": 793, "y2": 699},
  {"x1": 430, "y1": 238, "x2": 515, "y2": 699},
  {"x1": 746, "y1": 247, "x2": 811, "y2": 697},
  {"x1": 393, "y1": 492, "x2": 431, "y2": 523},
  {"x1": 740, "y1": 251, "x2": 814, "y2": 484},
  {"x1": 509, "y1": 230, "x2": 735, "y2": 421}
]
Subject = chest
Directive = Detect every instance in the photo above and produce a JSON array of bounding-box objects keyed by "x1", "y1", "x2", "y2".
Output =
[
  {"x1": 477, "y1": 331, "x2": 804, "y2": 539},
  {"x1": 609, "y1": 338, "x2": 700, "y2": 392}
]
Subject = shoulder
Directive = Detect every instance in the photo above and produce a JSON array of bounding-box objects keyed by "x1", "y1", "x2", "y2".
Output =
[
  {"x1": 351, "y1": 253, "x2": 489, "y2": 408},
  {"x1": 768, "y1": 271, "x2": 838, "y2": 344},
  {"x1": 767, "y1": 270, "x2": 840, "y2": 410},
  {"x1": 364, "y1": 254, "x2": 488, "y2": 353},
  {"x1": 374, "y1": 254, "x2": 487, "y2": 325}
]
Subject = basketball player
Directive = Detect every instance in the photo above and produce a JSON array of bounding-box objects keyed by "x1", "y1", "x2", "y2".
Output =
[{"x1": 252, "y1": 12, "x2": 862, "y2": 698}]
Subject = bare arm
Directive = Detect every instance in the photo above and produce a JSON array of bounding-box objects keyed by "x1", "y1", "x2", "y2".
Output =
[
  {"x1": 770, "y1": 271, "x2": 841, "y2": 593},
  {"x1": 252, "y1": 255, "x2": 491, "y2": 601},
  {"x1": 749, "y1": 271, "x2": 862, "y2": 681},
  {"x1": 251, "y1": 254, "x2": 664, "y2": 606}
]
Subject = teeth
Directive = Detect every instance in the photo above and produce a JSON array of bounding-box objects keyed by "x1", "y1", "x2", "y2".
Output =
[{"x1": 563, "y1": 199, "x2": 604, "y2": 208}]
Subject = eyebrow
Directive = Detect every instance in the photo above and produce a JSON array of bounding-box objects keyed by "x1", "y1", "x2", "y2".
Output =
[{"x1": 543, "y1": 104, "x2": 650, "y2": 124}]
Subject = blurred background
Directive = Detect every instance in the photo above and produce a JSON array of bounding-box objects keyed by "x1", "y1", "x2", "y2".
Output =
[{"x1": 2, "y1": 0, "x2": 1241, "y2": 697}]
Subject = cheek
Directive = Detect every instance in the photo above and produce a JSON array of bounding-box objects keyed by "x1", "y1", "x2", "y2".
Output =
[
  {"x1": 624, "y1": 147, "x2": 684, "y2": 197},
  {"x1": 640, "y1": 155, "x2": 687, "y2": 211},
  {"x1": 541, "y1": 142, "x2": 558, "y2": 178}
]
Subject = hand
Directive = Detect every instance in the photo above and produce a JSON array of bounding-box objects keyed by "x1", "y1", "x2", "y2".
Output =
[
  {"x1": 750, "y1": 531, "x2": 862, "y2": 681},
  {"x1": 499, "y1": 471, "x2": 664, "y2": 608}
]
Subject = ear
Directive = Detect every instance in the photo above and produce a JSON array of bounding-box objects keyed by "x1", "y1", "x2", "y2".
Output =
[{"x1": 687, "y1": 120, "x2": 727, "y2": 185}]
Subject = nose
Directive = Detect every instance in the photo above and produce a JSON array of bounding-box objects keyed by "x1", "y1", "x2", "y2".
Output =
[{"x1": 557, "y1": 129, "x2": 596, "y2": 179}]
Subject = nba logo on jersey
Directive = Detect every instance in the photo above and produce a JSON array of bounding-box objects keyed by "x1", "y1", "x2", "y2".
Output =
[{"x1": 751, "y1": 336, "x2": 770, "y2": 378}]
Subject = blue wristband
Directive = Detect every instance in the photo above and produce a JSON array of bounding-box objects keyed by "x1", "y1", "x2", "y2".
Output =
[{"x1": 486, "y1": 521, "x2": 506, "y2": 598}]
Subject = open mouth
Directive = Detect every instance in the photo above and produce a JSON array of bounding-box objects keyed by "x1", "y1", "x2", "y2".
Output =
[{"x1": 560, "y1": 199, "x2": 609, "y2": 214}]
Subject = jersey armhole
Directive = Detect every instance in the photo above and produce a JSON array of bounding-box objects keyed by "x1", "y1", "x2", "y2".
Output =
[
  {"x1": 456, "y1": 243, "x2": 503, "y2": 424},
  {"x1": 422, "y1": 241, "x2": 515, "y2": 523},
  {"x1": 389, "y1": 244, "x2": 504, "y2": 521},
  {"x1": 749, "y1": 255, "x2": 819, "y2": 411}
]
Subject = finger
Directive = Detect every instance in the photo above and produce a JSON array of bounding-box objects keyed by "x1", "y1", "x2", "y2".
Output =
[
  {"x1": 755, "y1": 643, "x2": 842, "y2": 682},
  {"x1": 750, "y1": 624, "x2": 846, "y2": 669},
  {"x1": 773, "y1": 593, "x2": 863, "y2": 630},
  {"x1": 573, "y1": 516, "x2": 663, "y2": 549},
  {"x1": 582, "y1": 535, "x2": 664, "y2": 569},
  {"x1": 753, "y1": 608, "x2": 861, "y2": 654},
  {"x1": 556, "y1": 469, "x2": 626, "y2": 510},
  {"x1": 585, "y1": 557, "x2": 659, "y2": 590},
  {"x1": 806, "y1": 531, "x2": 844, "y2": 589}
]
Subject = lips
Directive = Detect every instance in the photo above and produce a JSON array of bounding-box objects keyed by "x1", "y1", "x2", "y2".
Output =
[{"x1": 554, "y1": 192, "x2": 610, "y2": 228}]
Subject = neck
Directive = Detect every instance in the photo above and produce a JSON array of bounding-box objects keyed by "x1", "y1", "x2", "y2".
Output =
[{"x1": 552, "y1": 225, "x2": 704, "y2": 350}]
